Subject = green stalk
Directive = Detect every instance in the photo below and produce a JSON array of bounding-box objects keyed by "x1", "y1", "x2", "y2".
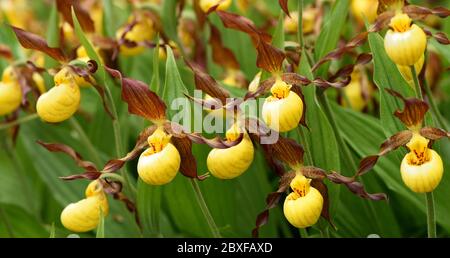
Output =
[
  {"x1": 426, "y1": 192, "x2": 437, "y2": 238},
  {"x1": 69, "y1": 118, "x2": 102, "y2": 166},
  {"x1": 297, "y1": 0, "x2": 304, "y2": 48},
  {"x1": 410, "y1": 65, "x2": 437, "y2": 238},
  {"x1": 190, "y1": 179, "x2": 221, "y2": 238},
  {"x1": 299, "y1": 228, "x2": 308, "y2": 238},
  {"x1": 104, "y1": 84, "x2": 136, "y2": 197},
  {"x1": 0, "y1": 114, "x2": 39, "y2": 131}
]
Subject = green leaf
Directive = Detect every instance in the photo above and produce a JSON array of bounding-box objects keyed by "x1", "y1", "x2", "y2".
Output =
[
  {"x1": 272, "y1": 11, "x2": 285, "y2": 51},
  {"x1": 163, "y1": 46, "x2": 190, "y2": 120},
  {"x1": 150, "y1": 35, "x2": 161, "y2": 95},
  {"x1": 45, "y1": 2, "x2": 61, "y2": 72},
  {"x1": 102, "y1": 0, "x2": 115, "y2": 37},
  {"x1": 368, "y1": 32, "x2": 415, "y2": 136},
  {"x1": 161, "y1": 0, "x2": 179, "y2": 43},
  {"x1": 314, "y1": 0, "x2": 349, "y2": 76},
  {"x1": 137, "y1": 179, "x2": 162, "y2": 237},
  {"x1": 0, "y1": 203, "x2": 49, "y2": 238}
]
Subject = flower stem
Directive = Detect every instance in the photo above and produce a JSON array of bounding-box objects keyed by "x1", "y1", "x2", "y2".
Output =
[
  {"x1": 190, "y1": 179, "x2": 221, "y2": 238},
  {"x1": 69, "y1": 117, "x2": 102, "y2": 166},
  {"x1": 410, "y1": 66, "x2": 423, "y2": 100},
  {"x1": 410, "y1": 65, "x2": 438, "y2": 238},
  {"x1": 426, "y1": 192, "x2": 437, "y2": 238},
  {"x1": 104, "y1": 83, "x2": 136, "y2": 197},
  {"x1": 0, "y1": 113, "x2": 39, "y2": 131}
]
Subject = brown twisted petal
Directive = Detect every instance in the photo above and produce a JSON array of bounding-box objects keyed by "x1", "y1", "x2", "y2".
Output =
[
  {"x1": 385, "y1": 88, "x2": 429, "y2": 129},
  {"x1": 312, "y1": 12, "x2": 393, "y2": 71},
  {"x1": 356, "y1": 130, "x2": 413, "y2": 177},
  {"x1": 403, "y1": 5, "x2": 450, "y2": 20},
  {"x1": 37, "y1": 140, "x2": 98, "y2": 172},
  {"x1": 11, "y1": 26, "x2": 68, "y2": 63},
  {"x1": 56, "y1": 0, "x2": 95, "y2": 33}
]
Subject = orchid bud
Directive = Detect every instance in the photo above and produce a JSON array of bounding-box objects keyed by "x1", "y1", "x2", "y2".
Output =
[{"x1": 384, "y1": 13, "x2": 427, "y2": 66}]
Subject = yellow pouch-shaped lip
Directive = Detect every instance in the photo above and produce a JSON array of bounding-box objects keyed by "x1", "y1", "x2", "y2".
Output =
[
  {"x1": 0, "y1": 81, "x2": 22, "y2": 116},
  {"x1": 137, "y1": 143, "x2": 181, "y2": 185},
  {"x1": 36, "y1": 82, "x2": 80, "y2": 123}
]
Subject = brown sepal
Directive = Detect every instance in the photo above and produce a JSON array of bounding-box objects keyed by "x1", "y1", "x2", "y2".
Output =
[
  {"x1": 56, "y1": 0, "x2": 95, "y2": 33},
  {"x1": 252, "y1": 172, "x2": 296, "y2": 238},
  {"x1": 386, "y1": 89, "x2": 429, "y2": 128},
  {"x1": 256, "y1": 40, "x2": 286, "y2": 73},
  {"x1": 310, "y1": 179, "x2": 334, "y2": 229},
  {"x1": 11, "y1": 26, "x2": 68, "y2": 63},
  {"x1": 170, "y1": 134, "x2": 205, "y2": 180},
  {"x1": 209, "y1": 25, "x2": 240, "y2": 70},
  {"x1": 265, "y1": 136, "x2": 305, "y2": 169},
  {"x1": 278, "y1": 0, "x2": 290, "y2": 17},
  {"x1": 105, "y1": 67, "x2": 167, "y2": 122},
  {"x1": 420, "y1": 127, "x2": 449, "y2": 140},
  {"x1": 185, "y1": 60, "x2": 230, "y2": 103},
  {"x1": 216, "y1": 11, "x2": 272, "y2": 44},
  {"x1": 403, "y1": 5, "x2": 450, "y2": 19}
]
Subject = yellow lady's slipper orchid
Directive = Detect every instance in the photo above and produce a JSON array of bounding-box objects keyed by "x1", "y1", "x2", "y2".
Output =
[
  {"x1": 262, "y1": 78, "x2": 303, "y2": 132},
  {"x1": 396, "y1": 54, "x2": 424, "y2": 84},
  {"x1": 222, "y1": 69, "x2": 246, "y2": 88},
  {"x1": 351, "y1": 0, "x2": 378, "y2": 24},
  {"x1": 61, "y1": 180, "x2": 109, "y2": 233},
  {"x1": 384, "y1": 13, "x2": 427, "y2": 66},
  {"x1": 36, "y1": 68, "x2": 81, "y2": 123},
  {"x1": 199, "y1": 0, "x2": 232, "y2": 13},
  {"x1": 137, "y1": 127, "x2": 181, "y2": 185},
  {"x1": 0, "y1": 66, "x2": 22, "y2": 116},
  {"x1": 284, "y1": 174, "x2": 323, "y2": 228},
  {"x1": 116, "y1": 13, "x2": 155, "y2": 56},
  {"x1": 207, "y1": 123, "x2": 254, "y2": 179},
  {"x1": 400, "y1": 133, "x2": 443, "y2": 193},
  {"x1": 343, "y1": 70, "x2": 372, "y2": 111}
]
